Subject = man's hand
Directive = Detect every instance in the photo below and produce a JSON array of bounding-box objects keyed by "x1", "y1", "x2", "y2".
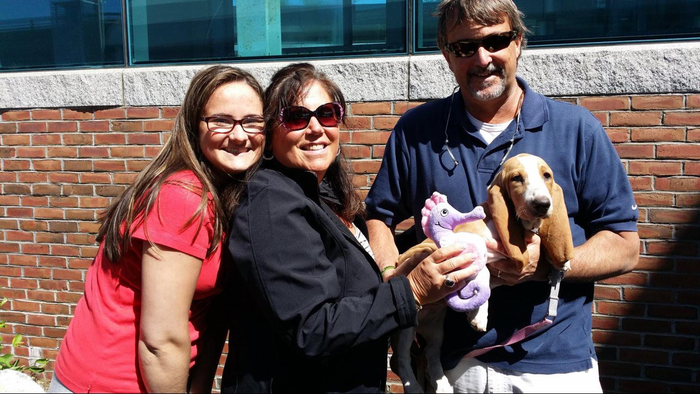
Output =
[{"x1": 487, "y1": 232, "x2": 548, "y2": 286}]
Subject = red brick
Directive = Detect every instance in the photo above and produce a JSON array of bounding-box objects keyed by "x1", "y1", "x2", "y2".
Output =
[
  {"x1": 80, "y1": 121, "x2": 110, "y2": 132},
  {"x1": 394, "y1": 101, "x2": 423, "y2": 115},
  {"x1": 143, "y1": 147, "x2": 162, "y2": 159},
  {"x1": 32, "y1": 134, "x2": 62, "y2": 145},
  {"x1": 63, "y1": 134, "x2": 93, "y2": 145},
  {"x1": 3, "y1": 111, "x2": 31, "y2": 121},
  {"x1": 94, "y1": 160, "x2": 126, "y2": 171},
  {"x1": 637, "y1": 223, "x2": 673, "y2": 238},
  {"x1": 632, "y1": 95, "x2": 684, "y2": 110},
  {"x1": 605, "y1": 128, "x2": 629, "y2": 143},
  {"x1": 20, "y1": 195, "x2": 48, "y2": 206},
  {"x1": 3, "y1": 160, "x2": 30, "y2": 170},
  {"x1": 591, "y1": 112, "x2": 608, "y2": 126},
  {"x1": 614, "y1": 144, "x2": 654, "y2": 159},
  {"x1": 36, "y1": 233, "x2": 63, "y2": 243},
  {"x1": 619, "y1": 348, "x2": 670, "y2": 364},
  {"x1": 676, "y1": 193, "x2": 700, "y2": 206},
  {"x1": 655, "y1": 177, "x2": 700, "y2": 191},
  {"x1": 657, "y1": 144, "x2": 700, "y2": 159},
  {"x1": 650, "y1": 272, "x2": 700, "y2": 288},
  {"x1": 19, "y1": 122, "x2": 47, "y2": 133},
  {"x1": 47, "y1": 147, "x2": 78, "y2": 158},
  {"x1": 47, "y1": 121, "x2": 78, "y2": 132},
  {"x1": 5, "y1": 183, "x2": 30, "y2": 194},
  {"x1": 342, "y1": 116, "x2": 371, "y2": 130},
  {"x1": 94, "y1": 108, "x2": 126, "y2": 119},
  {"x1": 17, "y1": 147, "x2": 47, "y2": 158},
  {"x1": 32, "y1": 109, "x2": 62, "y2": 120},
  {"x1": 351, "y1": 160, "x2": 382, "y2": 174},
  {"x1": 599, "y1": 271, "x2": 647, "y2": 286},
  {"x1": 127, "y1": 107, "x2": 160, "y2": 118},
  {"x1": 593, "y1": 285, "x2": 621, "y2": 300},
  {"x1": 0, "y1": 122, "x2": 17, "y2": 133},
  {"x1": 647, "y1": 240, "x2": 697, "y2": 255},
  {"x1": 111, "y1": 147, "x2": 144, "y2": 158},
  {"x1": 62, "y1": 109, "x2": 92, "y2": 120},
  {"x1": 80, "y1": 173, "x2": 111, "y2": 184},
  {"x1": 610, "y1": 112, "x2": 662, "y2": 126},
  {"x1": 33, "y1": 160, "x2": 62, "y2": 171},
  {"x1": 592, "y1": 330, "x2": 642, "y2": 346},
  {"x1": 64, "y1": 160, "x2": 92, "y2": 171},
  {"x1": 644, "y1": 335, "x2": 695, "y2": 350},
  {"x1": 162, "y1": 107, "x2": 180, "y2": 118},
  {"x1": 649, "y1": 304, "x2": 697, "y2": 319},
  {"x1": 95, "y1": 133, "x2": 126, "y2": 145},
  {"x1": 350, "y1": 102, "x2": 392, "y2": 115},
  {"x1": 630, "y1": 127, "x2": 685, "y2": 142},
  {"x1": 79, "y1": 147, "x2": 109, "y2": 158},
  {"x1": 79, "y1": 197, "x2": 110, "y2": 208},
  {"x1": 352, "y1": 131, "x2": 392, "y2": 144},
  {"x1": 581, "y1": 96, "x2": 629, "y2": 111},
  {"x1": 688, "y1": 95, "x2": 700, "y2": 108},
  {"x1": 591, "y1": 316, "x2": 619, "y2": 330},
  {"x1": 144, "y1": 120, "x2": 174, "y2": 132},
  {"x1": 35, "y1": 208, "x2": 64, "y2": 219},
  {"x1": 127, "y1": 133, "x2": 160, "y2": 145},
  {"x1": 341, "y1": 145, "x2": 371, "y2": 159},
  {"x1": 3, "y1": 134, "x2": 30, "y2": 145},
  {"x1": 373, "y1": 116, "x2": 399, "y2": 130},
  {"x1": 629, "y1": 161, "x2": 681, "y2": 176},
  {"x1": 112, "y1": 121, "x2": 144, "y2": 132},
  {"x1": 664, "y1": 111, "x2": 700, "y2": 126},
  {"x1": 621, "y1": 318, "x2": 672, "y2": 332}
]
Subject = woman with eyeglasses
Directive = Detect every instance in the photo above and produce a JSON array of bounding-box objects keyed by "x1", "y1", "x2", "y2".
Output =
[
  {"x1": 50, "y1": 65, "x2": 265, "y2": 393},
  {"x1": 220, "y1": 62, "x2": 480, "y2": 393}
]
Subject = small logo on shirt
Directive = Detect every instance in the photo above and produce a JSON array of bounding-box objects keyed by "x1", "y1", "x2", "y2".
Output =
[{"x1": 631, "y1": 204, "x2": 638, "y2": 210}]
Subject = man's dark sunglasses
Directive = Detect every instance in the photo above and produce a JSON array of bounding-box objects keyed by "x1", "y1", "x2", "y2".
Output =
[
  {"x1": 279, "y1": 102, "x2": 343, "y2": 131},
  {"x1": 444, "y1": 31, "x2": 518, "y2": 58}
]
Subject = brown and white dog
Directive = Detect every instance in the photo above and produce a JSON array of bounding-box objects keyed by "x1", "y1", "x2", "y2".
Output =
[{"x1": 390, "y1": 153, "x2": 574, "y2": 393}]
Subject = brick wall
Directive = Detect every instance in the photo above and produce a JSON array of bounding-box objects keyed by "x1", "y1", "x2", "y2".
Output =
[{"x1": 1, "y1": 95, "x2": 698, "y2": 392}]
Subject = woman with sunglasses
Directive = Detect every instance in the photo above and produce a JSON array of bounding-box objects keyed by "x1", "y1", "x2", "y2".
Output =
[
  {"x1": 49, "y1": 65, "x2": 265, "y2": 393},
  {"x1": 221, "y1": 63, "x2": 481, "y2": 393}
]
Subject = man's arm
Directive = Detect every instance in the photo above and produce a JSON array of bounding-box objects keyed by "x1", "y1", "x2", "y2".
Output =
[
  {"x1": 366, "y1": 218, "x2": 399, "y2": 273},
  {"x1": 564, "y1": 230, "x2": 639, "y2": 282}
]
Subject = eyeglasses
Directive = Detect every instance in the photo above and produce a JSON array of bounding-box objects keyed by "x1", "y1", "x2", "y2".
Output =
[
  {"x1": 444, "y1": 31, "x2": 518, "y2": 58},
  {"x1": 200, "y1": 116, "x2": 265, "y2": 134},
  {"x1": 279, "y1": 102, "x2": 343, "y2": 132}
]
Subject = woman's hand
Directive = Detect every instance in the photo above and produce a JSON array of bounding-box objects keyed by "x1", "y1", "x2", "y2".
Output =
[{"x1": 403, "y1": 244, "x2": 484, "y2": 306}]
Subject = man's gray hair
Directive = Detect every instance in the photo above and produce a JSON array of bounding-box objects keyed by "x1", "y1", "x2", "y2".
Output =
[{"x1": 435, "y1": 0, "x2": 530, "y2": 49}]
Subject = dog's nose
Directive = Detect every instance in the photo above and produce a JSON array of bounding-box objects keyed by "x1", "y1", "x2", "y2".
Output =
[{"x1": 531, "y1": 196, "x2": 551, "y2": 215}]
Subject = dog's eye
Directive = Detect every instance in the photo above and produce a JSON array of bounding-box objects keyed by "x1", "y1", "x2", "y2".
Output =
[
  {"x1": 512, "y1": 175, "x2": 524, "y2": 183},
  {"x1": 440, "y1": 208, "x2": 449, "y2": 217},
  {"x1": 543, "y1": 172, "x2": 552, "y2": 181}
]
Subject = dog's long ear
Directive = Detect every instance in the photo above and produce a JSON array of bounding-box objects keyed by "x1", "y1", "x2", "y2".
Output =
[
  {"x1": 539, "y1": 181, "x2": 574, "y2": 269},
  {"x1": 487, "y1": 178, "x2": 529, "y2": 272}
]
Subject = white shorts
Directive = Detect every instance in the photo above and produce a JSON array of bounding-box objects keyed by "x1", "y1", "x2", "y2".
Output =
[{"x1": 444, "y1": 357, "x2": 603, "y2": 393}]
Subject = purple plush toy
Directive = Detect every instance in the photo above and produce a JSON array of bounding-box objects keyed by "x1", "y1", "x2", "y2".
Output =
[{"x1": 421, "y1": 192, "x2": 490, "y2": 313}]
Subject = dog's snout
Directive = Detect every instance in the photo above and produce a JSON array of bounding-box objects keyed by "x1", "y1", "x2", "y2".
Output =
[{"x1": 531, "y1": 196, "x2": 551, "y2": 215}]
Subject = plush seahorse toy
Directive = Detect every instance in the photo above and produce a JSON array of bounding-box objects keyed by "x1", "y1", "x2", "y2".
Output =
[{"x1": 421, "y1": 192, "x2": 490, "y2": 312}]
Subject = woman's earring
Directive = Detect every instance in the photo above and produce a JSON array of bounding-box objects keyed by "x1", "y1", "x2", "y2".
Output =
[
  {"x1": 263, "y1": 150, "x2": 274, "y2": 161},
  {"x1": 336, "y1": 147, "x2": 341, "y2": 157}
]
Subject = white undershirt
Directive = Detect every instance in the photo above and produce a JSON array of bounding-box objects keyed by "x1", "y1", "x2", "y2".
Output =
[{"x1": 466, "y1": 111, "x2": 514, "y2": 145}]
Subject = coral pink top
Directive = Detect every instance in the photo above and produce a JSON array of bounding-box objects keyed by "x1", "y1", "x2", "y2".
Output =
[{"x1": 54, "y1": 171, "x2": 224, "y2": 393}]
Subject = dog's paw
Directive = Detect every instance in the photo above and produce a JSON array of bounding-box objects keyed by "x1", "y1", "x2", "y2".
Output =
[
  {"x1": 470, "y1": 316, "x2": 488, "y2": 332},
  {"x1": 435, "y1": 376, "x2": 453, "y2": 393}
]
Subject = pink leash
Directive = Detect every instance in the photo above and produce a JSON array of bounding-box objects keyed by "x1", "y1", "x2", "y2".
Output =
[{"x1": 462, "y1": 268, "x2": 566, "y2": 359}]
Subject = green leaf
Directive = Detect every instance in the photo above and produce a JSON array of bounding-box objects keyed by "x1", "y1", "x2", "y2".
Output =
[
  {"x1": 27, "y1": 366, "x2": 46, "y2": 373},
  {"x1": 0, "y1": 353, "x2": 13, "y2": 368},
  {"x1": 0, "y1": 321, "x2": 5, "y2": 328},
  {"x1": 34, "y1": 359, "x2": 48, "y2": 367},
  {"x1": 12, "y1": 334, "x2": 23, "y2": 348},
  {"x1": 0, "y1": 297, "x2": 8, "y2": 307}
]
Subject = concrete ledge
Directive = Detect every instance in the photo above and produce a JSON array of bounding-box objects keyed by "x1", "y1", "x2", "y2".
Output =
[{"x1": 1, "y1": 41, "x2": 698, "y2": 109}]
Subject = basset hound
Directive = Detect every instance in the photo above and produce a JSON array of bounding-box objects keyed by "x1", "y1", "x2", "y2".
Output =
[{"x1": 390, "y1": 153, "x2": 574, "y2": 393}]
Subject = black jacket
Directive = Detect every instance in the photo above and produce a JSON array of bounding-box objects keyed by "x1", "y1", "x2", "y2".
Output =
[{"x1": 221, "y1": 161, "x2": 417, "y2": 393}]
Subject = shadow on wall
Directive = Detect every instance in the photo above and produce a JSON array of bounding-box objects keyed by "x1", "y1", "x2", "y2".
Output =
[{"x1": 595, "y1": 197, "x2": 700, "y2": 393}]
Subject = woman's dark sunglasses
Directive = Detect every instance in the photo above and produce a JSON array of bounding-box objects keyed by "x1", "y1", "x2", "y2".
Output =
[
  {"x1": 444, "y1": 30, "x2": 518, "y2": 58},
  {"x1": 279, "y1": 102, "x2": 343, "y2": 131}
]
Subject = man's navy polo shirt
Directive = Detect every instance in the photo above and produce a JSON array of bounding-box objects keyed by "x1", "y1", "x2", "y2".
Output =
[{"x1": 365, "y1": 77, "x2": 638, "y2": 373}]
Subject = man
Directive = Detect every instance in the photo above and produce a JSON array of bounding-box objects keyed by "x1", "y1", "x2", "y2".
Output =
[{"x1": 365, "y1": 0, "x2": 640, "y2": 392}]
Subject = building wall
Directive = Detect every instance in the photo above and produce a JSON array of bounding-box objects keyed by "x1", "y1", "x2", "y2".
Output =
[{"x1": 1, "y1": 43, "x2": 699, "y2": 392}]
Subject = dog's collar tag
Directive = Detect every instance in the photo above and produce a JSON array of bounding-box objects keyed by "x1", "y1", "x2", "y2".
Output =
[{"x1": 546, "y1": 268, "x2": 566, "y2": 321}]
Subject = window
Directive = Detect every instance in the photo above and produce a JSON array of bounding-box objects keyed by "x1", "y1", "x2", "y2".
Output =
[
  {"x1": 127, "y1": 0, "x2": 407, "y2": 65},
  {"x1": 415, "y1": 0, "x2": 700, "y2": 51},
  {"x1": 0, "y1": 0, "x2": 124, "y2": 72}
]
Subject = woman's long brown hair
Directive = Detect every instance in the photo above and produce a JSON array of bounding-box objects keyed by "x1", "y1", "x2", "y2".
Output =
[{"x1": 97, "y1": 65, "x2": 264, "y2": 262}]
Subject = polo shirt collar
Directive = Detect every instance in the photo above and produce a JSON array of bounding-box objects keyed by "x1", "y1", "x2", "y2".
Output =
[{"x1": 447, "y1": 76, "x2": 548, "y2": 132}]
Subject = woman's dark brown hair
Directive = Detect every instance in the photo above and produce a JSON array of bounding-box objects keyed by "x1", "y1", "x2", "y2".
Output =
[
  {"x1": 264, "y1": 62, "x2": 364, "y2": 223},
  {"x1": 97, "y1": 65, "x2": 264, "y2": 262}
]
